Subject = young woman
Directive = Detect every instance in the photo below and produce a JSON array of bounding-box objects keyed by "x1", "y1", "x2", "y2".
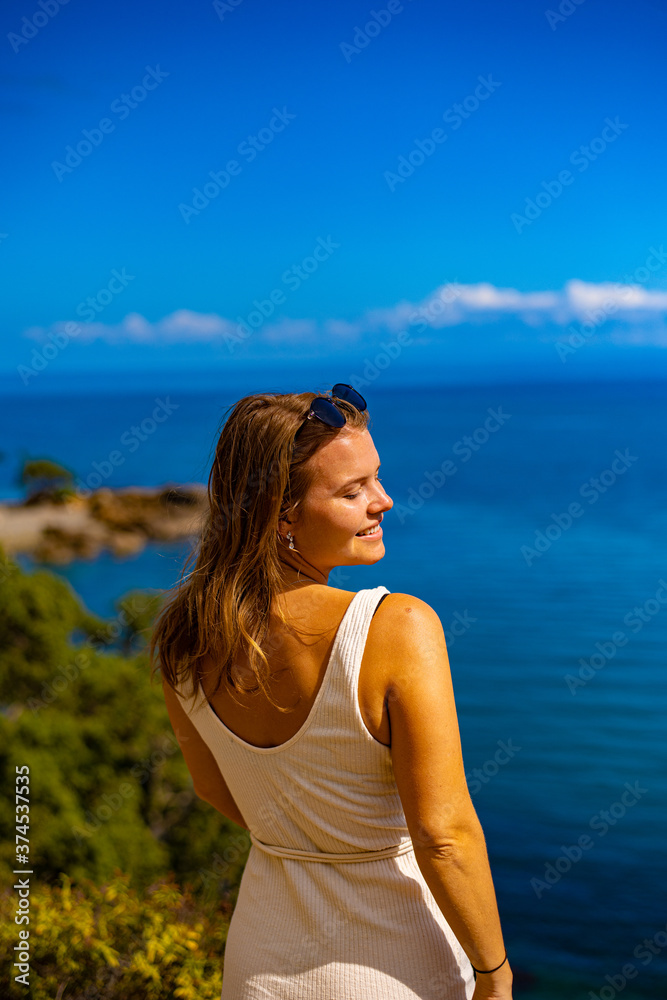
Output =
[{"x1": 152, "y1": 384, "x2": 513, "y2": 1000}]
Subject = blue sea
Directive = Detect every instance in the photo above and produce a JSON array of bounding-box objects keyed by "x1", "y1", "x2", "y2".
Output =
[{"x1": 5, "y1": 374, "x2": 667, "y2": 999}]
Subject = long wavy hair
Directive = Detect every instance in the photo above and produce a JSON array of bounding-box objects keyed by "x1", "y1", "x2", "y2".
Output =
[{"x1": 149, "y1": 390, "x2": 370, "y2": 713}]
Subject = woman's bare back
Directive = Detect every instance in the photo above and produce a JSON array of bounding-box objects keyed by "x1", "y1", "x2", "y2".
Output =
[{"x1": 197, "y1": 585, "x2": 393, "y2": 749}]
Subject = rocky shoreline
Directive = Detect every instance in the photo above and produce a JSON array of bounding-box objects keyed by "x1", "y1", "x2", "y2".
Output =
[{"x1": 0, "y1": 484, "x2": 208, "y2": 564}]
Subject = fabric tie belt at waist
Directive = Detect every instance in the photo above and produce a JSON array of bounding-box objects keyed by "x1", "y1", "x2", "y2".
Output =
[{"x1": 250, "y1": 832, "x2": 415, "y2": 863}]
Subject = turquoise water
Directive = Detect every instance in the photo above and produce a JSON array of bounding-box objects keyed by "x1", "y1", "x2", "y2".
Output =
[{"x1": 7, "y1": 376, "x2": 667, "y2": 998}]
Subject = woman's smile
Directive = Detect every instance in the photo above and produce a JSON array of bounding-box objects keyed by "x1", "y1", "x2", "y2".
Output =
[{"x1": 355, "y1": 521, "x2": 383, "y2": 538}]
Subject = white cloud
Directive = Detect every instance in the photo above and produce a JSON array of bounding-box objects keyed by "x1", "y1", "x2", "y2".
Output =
[
  {"x1": 155, "y1": 309, "x2": 232, "y2": 340},
  {"x1": 383, "y1": 280, "x2": 667, "y2": 330},
  {"x1": 564, "y1": 279, "x2": 667, "y2": 316},
  {"x1": 22, "y1": 278, "x2": 667, "y2": 349},
  {"x1": 404, "y1": 282, "x2": 563, "y2": 328},
  {"x1": 23, "y1": 309, "x2": 240, "y2": 345}
]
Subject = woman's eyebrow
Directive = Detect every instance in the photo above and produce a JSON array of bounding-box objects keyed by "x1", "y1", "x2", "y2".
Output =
[{"x1": 339, "y1": 463, "x2": 381, "y2": 489}]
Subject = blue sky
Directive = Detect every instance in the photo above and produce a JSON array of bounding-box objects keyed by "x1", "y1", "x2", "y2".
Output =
[{"x1": 3, "y1": 0, "x2": 667, "y2": 388}]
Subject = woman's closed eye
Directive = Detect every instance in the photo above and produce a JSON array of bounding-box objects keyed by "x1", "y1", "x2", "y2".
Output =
[{"x1": 344, "y1": 476, "x2": 382, "y2": 500}]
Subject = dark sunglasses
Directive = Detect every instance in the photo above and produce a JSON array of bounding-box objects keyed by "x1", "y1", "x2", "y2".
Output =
[{"x1": 301, "y1": 383, "x2": 367, "y2": 431}]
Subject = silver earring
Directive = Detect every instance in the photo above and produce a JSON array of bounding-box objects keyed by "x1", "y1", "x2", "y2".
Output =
[{"x1": 278, "y1": 528, "x2": 296, "y2": 550}]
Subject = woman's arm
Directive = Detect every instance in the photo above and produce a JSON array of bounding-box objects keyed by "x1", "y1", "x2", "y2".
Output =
[
  {"x1": 377, "y1": 594, "x2": 513, "y2": 991},
  {"x1": 162, "y1": 678, "x2": 249, "y2": 830}
]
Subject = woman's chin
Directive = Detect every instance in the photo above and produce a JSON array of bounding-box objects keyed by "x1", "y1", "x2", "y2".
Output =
[{"x1": 351, "y1": 539, "x2": 385, "y2": 561}]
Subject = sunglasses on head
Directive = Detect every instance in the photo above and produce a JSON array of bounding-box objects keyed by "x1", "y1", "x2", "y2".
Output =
[{"x1": 300, "y1": 383, "x2": 367, "y2": 431}]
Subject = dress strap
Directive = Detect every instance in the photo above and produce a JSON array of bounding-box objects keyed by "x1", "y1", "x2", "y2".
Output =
[
  {"x1": 372, "y1": 591, "x2": 389, "y2": 617},
  {"x1": 250, "y1": 832, "x2": 414, "y2": 863}
]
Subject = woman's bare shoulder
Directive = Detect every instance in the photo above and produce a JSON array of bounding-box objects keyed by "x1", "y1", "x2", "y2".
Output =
[
  {"x1": 294, "y1": 586, "x2": 443, "y2": 643},
  {"x1": 364, "y1": 592, "x2": 446, "y2": 686},
  {"x1": 327, "y1": 586, "x2": 438, "y2": 611},
  {"x1": 373, "y1": 592, "x2": 444, "y2": 635}
]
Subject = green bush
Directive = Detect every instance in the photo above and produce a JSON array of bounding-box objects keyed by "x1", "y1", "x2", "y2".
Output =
[
  {"x1": 0, "y1": 549, "x2": 249, "y2": 898},
  {"x1": 0, "y1": 869, "x2": 230, "y2": 999}
]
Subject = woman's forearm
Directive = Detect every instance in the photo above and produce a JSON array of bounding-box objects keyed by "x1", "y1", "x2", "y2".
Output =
[{"x1": 413, "y1": 818, "x2": 509, "y2": 976}]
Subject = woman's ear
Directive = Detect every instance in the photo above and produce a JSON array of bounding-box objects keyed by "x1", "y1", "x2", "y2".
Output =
[{"x1": 277, "y1": 505, "x2": 299, "y2": 533}]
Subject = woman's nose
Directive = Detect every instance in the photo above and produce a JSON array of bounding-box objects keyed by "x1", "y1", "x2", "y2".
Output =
[{"x1": 372, "y1": 484, "x2": 393, "y2": 510}]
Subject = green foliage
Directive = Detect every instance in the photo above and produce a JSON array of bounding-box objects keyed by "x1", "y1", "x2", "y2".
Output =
[
  {"x1": 0, "y1": 549, "x2": 249, "y2": 900},
  {"x1": 19, "y1": 458, "x2": 76, "y2": 504},
  {"x1": 0, "y1": 561, "x2": 112, "y2": 707},
  {"x1": 0, "y1": 870, "x2": 230, "y2": 998},
  {"x1": 113, "y1": 589, "x2": 164, "y2": 655}
]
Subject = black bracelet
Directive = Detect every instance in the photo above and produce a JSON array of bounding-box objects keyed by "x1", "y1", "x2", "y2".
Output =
[{"x1": 471, "y1": 950, "x2": 508, "y2": 980}]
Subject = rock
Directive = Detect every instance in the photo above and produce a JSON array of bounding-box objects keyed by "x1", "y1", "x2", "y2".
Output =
[
  {"x1": 109, "y1": 531, "x2": 147, "y2": 558},
  {"x1": 33, "y1": 526, "x2": 105, "y2": 564},
  {"x1": 0, "y1": 483, "x2": 207, "y2": 564}
]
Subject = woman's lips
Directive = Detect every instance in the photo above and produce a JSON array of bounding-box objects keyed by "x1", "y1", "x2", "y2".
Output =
[{"x1": 356, "y1": 525, "x2": 383, "y2": 538}]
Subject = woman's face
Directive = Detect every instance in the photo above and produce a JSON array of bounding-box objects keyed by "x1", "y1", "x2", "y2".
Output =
[{"x1": 281, "y1": 426, "x2": 393, "y2": 575}]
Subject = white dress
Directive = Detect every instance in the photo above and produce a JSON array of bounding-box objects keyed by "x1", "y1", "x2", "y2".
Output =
[{"x1": 175, "y1": 586, "x2": 476, "y2": 999}]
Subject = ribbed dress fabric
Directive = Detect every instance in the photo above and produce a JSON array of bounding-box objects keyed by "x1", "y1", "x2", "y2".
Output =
[{"x1": 175, "y1": 585, "x2": 476, "y2": 999}]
